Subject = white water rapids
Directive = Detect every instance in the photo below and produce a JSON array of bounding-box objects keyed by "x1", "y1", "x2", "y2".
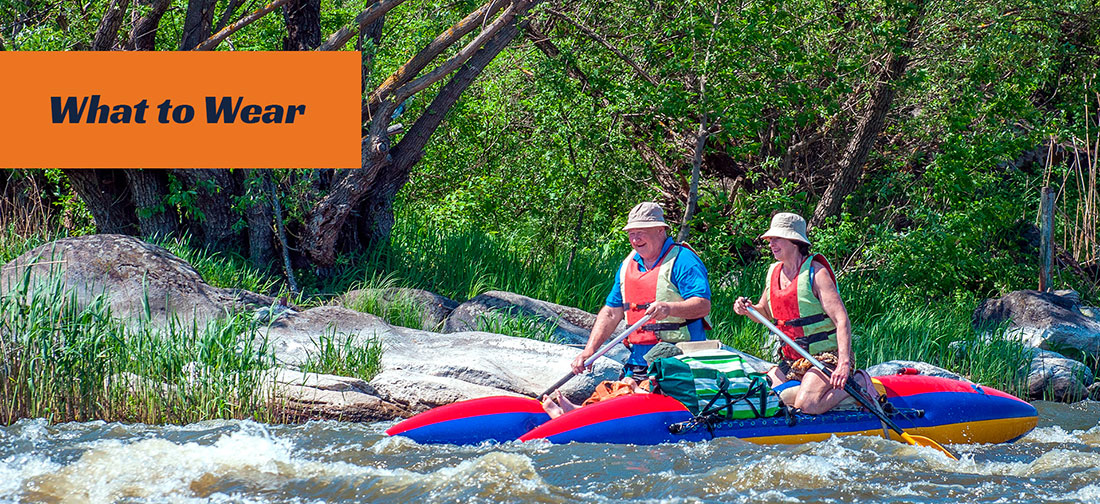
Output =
[{"x1": 3, "y1": 401, "x2": 1098, "y2": 503}]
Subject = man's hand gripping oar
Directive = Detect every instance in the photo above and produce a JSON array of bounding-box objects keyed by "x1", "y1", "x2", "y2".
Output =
[
  {"x1": 746, "y1": 306, "x2": 959, "y2": 460},
  {"x1": 537, "y1": 314, "x2": 653, "y2": 399}
]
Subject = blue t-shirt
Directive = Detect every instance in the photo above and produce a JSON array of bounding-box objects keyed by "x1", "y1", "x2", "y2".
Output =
[{"x1": 605, "y1": 237, "x2": 712, "y2": 367}]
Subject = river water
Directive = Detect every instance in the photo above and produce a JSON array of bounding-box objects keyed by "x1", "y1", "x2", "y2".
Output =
[{"x1": 3, "y1": 401, "x2": 1099, "y2": 504}]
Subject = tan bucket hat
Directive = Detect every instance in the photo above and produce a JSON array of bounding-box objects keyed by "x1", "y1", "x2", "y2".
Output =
[
  {"x1": 622, "y1": 202, "x2": 669, "y2": 231},
  {"x1": 760, "y1": 212, "x2": 810, "y2": 245}
]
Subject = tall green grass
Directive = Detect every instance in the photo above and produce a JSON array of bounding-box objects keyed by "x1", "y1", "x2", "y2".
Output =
[
  {"x1": 157, "y1": 234, "x2": 280, "y2": 296},
  {"x1": 317, "y1": 217, "x2": 622, "y2": 312},
  {"x1": 0, "y1": 267, "x2": 277, "y2": 425},
  {"x1": 298, "y1": 328, "x2": 383, "y2": 381},
  {"x1": 341, "y1": 273, "x2": 441, "y2": 331}
]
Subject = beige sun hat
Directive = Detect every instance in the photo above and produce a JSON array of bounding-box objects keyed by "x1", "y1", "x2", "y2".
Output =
[
  {"x1": 760, "y1": 212, "x2": 811, "y2": 245},
  {"x1": 622, "y1": 202, "x2": 669, "y2": 231}
]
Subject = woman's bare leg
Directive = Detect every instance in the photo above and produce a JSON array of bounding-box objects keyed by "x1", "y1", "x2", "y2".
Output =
[{"x1": 794, "y1": 368, "x2": 849, "y2": 414}]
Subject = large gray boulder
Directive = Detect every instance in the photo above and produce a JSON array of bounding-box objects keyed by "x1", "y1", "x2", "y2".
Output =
[
  {"x1": 268, "y1": 368, "x2": 412, "y2": 421},
  {"x1": 0, "y1": 234, "x2": 277, "y2": 326},
  {"x1": 379, "y1": 326, "x2": 621, "y2": 407},
  {"x1": 259, "y1": 305, "x2": 394, "y2": 367},
  {"x1": 1023, "y1": 348, "x2": 1093, "y2": 402},
  {"x1": 972, "y1": 289, "x2": 1100, "y2": 403},
  {"x1": 259, "y1": 304, "x2": 622, "y2": 414},
  {"x1": 974, "y1": 289, "x2": 1100, "y2": 355},
  {"x1": 333, "y1": 287, "x2": 459, "y2": 331},
  {"x1": 444, "y1": 290, "x2": 603, "y2": 345}
]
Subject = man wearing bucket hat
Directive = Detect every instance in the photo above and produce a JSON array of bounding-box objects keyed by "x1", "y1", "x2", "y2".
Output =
[
  {"x1": 571, "y1": 202, "x2": 712, "y2": 379},
  {"x1": 732, "y1": 212, "x2": 857, "y2": 414}
]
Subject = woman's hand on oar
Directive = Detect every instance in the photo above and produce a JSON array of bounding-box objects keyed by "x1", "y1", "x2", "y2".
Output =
[{"x1": 744, "y1": 306, "x2": 959, "y2": 460}]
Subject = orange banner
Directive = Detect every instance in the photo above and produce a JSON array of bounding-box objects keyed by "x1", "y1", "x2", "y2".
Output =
[{"x1": 0, "y1": 51, "x2": 361, "y2": 169}]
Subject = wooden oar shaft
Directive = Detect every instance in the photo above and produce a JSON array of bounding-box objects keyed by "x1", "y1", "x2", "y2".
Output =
[{"x1": 537, "y1": 314, "x2": 653, "y2": 399}]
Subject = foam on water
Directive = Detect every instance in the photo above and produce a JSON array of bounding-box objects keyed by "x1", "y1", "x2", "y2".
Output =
[
  {"x1": 6, "y1": 409, "x2": 1100, "y2": 504},
  {"x1": 1025, "y1": 425, "x2": 1083, "y2": 444},
  {"x1": 0, "y1": 452, "x2": 60, "y2": 500},
  {"x1": 4, "y1": 420, "x2": 570, "y2": 504}
]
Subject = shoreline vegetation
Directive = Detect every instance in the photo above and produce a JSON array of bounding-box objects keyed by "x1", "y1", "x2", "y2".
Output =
[{"x1": 0, "y1": 210, "x2": 1046, "y2": 426}]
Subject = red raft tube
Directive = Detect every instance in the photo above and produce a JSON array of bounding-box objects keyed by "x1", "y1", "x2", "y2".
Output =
[{"x1": 387, "y1": 373, "x2": 1038, "y2": 446}]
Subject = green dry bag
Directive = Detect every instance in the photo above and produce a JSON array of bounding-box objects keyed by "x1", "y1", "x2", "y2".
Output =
[{"x1": 649, "y1": 349, "x2": 781, "y2": 419}]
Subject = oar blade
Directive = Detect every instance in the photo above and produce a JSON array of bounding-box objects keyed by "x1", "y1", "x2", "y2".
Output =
[{"x1": 901, "y1": 432, "x2": 960, "y2": 460}]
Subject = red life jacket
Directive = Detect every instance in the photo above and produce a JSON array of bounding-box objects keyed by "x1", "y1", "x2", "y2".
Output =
[
  {"x1": 768, "y1": 254, "x2": 839, "y2": 361},
  {"x1": 621, "y1": 243, "x2": 710, "y2": 345}
]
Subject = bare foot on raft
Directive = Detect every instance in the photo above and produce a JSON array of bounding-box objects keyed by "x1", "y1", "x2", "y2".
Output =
[
  {"x1": 541, "y1": 394, "x2": 565, "y2": 418},
  {"x1": 541, "y1": 390, "x2": 580, "y2": 418}
]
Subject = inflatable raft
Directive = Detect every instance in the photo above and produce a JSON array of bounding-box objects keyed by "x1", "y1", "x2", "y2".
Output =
[{"x1": 386, "y1": 373, "x2": 1037, "y2": 446}]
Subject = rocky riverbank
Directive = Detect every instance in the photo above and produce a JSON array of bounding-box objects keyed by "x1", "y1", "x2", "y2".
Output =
[{"x1": 3, "y1": 234, "x2": 1098, "y2": 421}]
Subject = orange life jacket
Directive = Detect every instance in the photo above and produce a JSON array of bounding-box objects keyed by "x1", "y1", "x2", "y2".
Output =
[
  {"x1": 768, "y1": 254, "x2": 839, "y2": 361},
  {"x1": 620, "y1": 243, "x2": 711, "y2": 345}
]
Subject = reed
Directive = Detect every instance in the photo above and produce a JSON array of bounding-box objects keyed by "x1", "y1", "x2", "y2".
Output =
[
  {"x1": 342, "y1": 272, "x2": 440, "y2": 331},
  {"x1": 0, "y1": 267, "x2": 277, "y2": 425},
  {"x1": 0, "y1": 176, "x2": 66, "y2": 265},
  {"x1": 157, "y1": 234, "x2": 280, "y2": 295},
  {"x1": 298, "y1": 327, "x2": 383, "y2": 381}
]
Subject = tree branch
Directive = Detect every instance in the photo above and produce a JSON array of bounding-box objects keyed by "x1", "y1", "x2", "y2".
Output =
[
  {"x1": 213, "y1": 0, "x2": 245, "y2": 33},
  {"x1": 92, "y1": 0, "x2": 130, "y2": 51},
  {"x1": 390, "y1": 11, "x2": 529, "y2": 170},
  {"x1": 388, "y1": 0, "x2": 531, "y2": 105},
  {"x1": 364, "y1": 0, "x2": 531, "y2": 159},
  {"x1": 524, "y1": 21, "x2": 598, "y2": 98},
  {"x1": 304, "y1": 1, "x2": 539, "y2": 266},
  {"x1": 318, "y1": 0, "x2": 406, "y2": 51},
  {"x1": 367, "y1": 0, "x2": 508, "y2": 110},
  {"x1": 195, "y1": 0, "x2": 293, "y2": 50},
  {"x1": 545, "y1": 8, "x2": 658, "y2": 86}
]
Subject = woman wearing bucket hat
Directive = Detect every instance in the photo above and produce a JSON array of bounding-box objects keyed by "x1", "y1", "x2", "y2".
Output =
[{"x1": 732, "y1": 212, "x2": 858, "y2": 414}]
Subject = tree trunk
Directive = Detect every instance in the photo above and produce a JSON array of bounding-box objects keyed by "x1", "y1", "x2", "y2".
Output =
[
  {"x1": 172, "y1": 169, "x2": 240, "y2": 251},
  {"x1": 282, "y1": 0, "x2": 321, "y2": 50},
  {"x1": 92, "y1": 0, "x2": 129, "y2": 51},
  {"x1": 63, "y1": 169, "x2": 139, "y2": 234},
  {"x1": 180, "y1": 0, "x2": 217, "y2": 50},
  {"x1": 678, "y1": 119, "x2": 708, "y2": 243},
  {"x1": 810, "y1": 0, "x2": 926, "y2": 227},
  {"x1": 303, "y1": 2, "x2": 536, "y2": 266},
  {"x1": 235, "y1": 170, "x2": 275, "y2": 269},
  {"x1": 126, "y1": 169, "x2": 177, "y2": 239},
  {"x1": 362, "y1": 15, "x2": 531, "y2": 246},
  {"x1": 126, "y1": 0, "x2": 170, "y2": 50}
]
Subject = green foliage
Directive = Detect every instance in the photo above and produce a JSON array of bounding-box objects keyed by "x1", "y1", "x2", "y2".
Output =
[
  {"x1": 3, "y1": 0, "x2": 1098, "y2": 409},
  {"x1": 299, "y1": 328, "x2": 383, "y2": 382}
]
